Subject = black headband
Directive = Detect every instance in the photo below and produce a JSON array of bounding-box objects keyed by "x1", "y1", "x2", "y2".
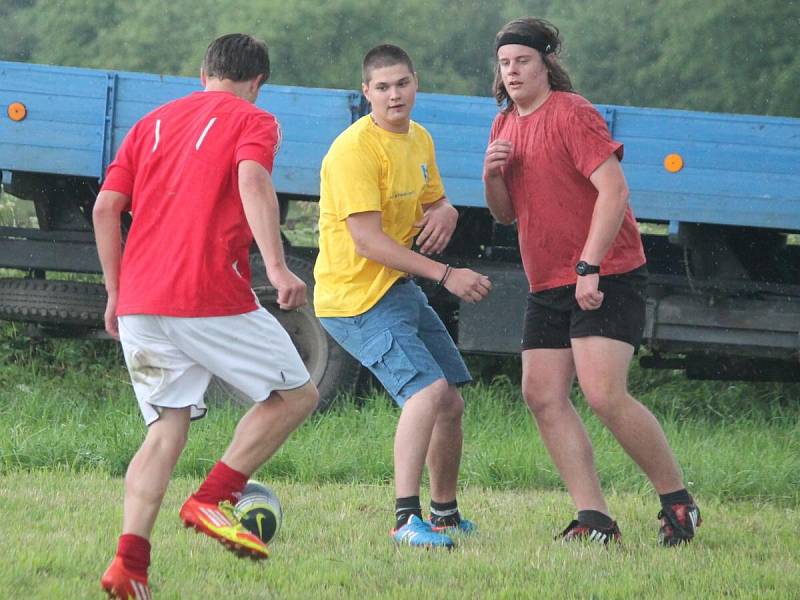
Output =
[{"x1": 495, "y1": 32, "x2": 554, "y2": 54}]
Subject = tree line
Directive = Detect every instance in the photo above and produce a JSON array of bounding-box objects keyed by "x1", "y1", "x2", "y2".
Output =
[{"x1": 2, "y1": 0, "x2": 798, "y2": 117}]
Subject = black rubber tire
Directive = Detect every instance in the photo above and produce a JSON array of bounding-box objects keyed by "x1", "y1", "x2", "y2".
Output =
[
  {"x1": 250, "y1": 253, "x2": 361, "y2": 411},
  {"x1": 0, "y1": 278, "x2": 105, "y2": 327}
]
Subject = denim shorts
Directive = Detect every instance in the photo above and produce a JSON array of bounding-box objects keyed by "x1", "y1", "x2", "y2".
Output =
[{"x1": 319, "y1": 279, "x2": 472, "y2": 406}]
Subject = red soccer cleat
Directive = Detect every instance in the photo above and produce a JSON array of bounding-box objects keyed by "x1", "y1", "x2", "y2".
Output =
[
  {"x1": 556, "y1": 519, "x2": 622, "y2": 545},
  {"x1": 658, "y1": 501, "x2": 702, "y2": 546},
  {"x1": 100, "y1": 556, "x2": 151, "y2": 600},
  {"x1": 179, "y1": 495, "x2": 269, "y2": 560}
]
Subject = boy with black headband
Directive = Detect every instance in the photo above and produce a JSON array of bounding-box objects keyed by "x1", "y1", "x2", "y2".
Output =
[
  {"x1": 484, "y1": 18, "x2": 701, "y2": 547},
  {"x1": 314, "y1": 44, "x2": 492, "y2": 549}
]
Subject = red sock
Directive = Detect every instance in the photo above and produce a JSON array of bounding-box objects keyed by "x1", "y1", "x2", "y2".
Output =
[
  {"x1": 193, "y1": 461, "x2": 248, "y2": 504},
  {"x1": 117, "y1": 534, "x2": 150, "y2": 576}
]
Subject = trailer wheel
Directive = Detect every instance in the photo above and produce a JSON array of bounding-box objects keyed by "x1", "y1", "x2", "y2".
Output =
[
  {"x1": 249, "y1": 253, "x2": 361, "y2": 411},
  {"x1": 0, "y1": 278, "x2": 105, "y2": 328}
]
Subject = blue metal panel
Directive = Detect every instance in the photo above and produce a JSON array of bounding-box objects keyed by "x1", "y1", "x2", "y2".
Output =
[
  {"x1": 600, "y1": 106, "x2": 616, "y2": 134},
  {"x1": 620, "y1": 137, "x2": 798, "y2": 177},
  {"x1": 412, "y1": 91, "x2": 495, "y2": 210},
  {"x1": 609, "y1": 106, "x2": 800, "y2": 230},
  {"x1": 98, "y1": 69, "x2": 353, "y2": 197},
  {"x1": 2, "y1": 60, "x2": 799, "y2": 232},
  {"x1": 0, "y1": 61, "x2": 107, "y2": 178},
  {"x1": 411, "y1": 91, "x2": 800, "y2": 231},
  {"x1": 0, "y1": 62, "x2": 107, "y2": 97}
]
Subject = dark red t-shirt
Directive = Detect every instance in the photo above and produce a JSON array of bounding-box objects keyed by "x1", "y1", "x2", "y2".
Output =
[
  {"x1": 101, "y1": 91, "x2": 281, "y2": 317},
  {"x1": 489, "y1": 91, "x2": 645, "y2": 292}
]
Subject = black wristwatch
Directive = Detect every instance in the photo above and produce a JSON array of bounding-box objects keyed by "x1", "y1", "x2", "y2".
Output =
[{"x1": 575, "y1": 261, "x2": 600, "y2": 276}]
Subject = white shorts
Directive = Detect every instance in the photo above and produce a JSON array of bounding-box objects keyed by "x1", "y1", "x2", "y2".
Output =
[{"x1": 118, "y1": 308, "x2": 310, "y2": 425}]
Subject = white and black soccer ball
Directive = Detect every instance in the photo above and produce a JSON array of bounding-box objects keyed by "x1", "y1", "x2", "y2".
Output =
[{"x1": 234, "y1": 480, "x2": 282, "y2": 544}]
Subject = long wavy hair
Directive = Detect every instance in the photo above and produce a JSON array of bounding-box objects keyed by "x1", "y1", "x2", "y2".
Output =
[{"x1": 493, "y1": 18, "x2": 573, "y2": 112}]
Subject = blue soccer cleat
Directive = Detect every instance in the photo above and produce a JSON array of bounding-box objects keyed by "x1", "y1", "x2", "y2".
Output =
[
  {"x1": 391, "y1": 514, "x2": 454, "y2": 549},
  {"x1": 429, "y1": 517, "x2": 476, "y2": 535}
]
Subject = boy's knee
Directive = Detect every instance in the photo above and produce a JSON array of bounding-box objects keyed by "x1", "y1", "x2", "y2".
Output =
[
  {"x1": 404, "y1": 378, "x2": 451, "y2": 411},
  {"x1": 522, "y1": 383, "x2": 564, "y2": 417},
  {"x1": 144, "y1": 422, "x2": 189, "y2": 456},
  {"x1": 299, "y1": 384, "x2": 320, "y2": 415},
  {"x1": 582, "y1": 384, "x2": 629, "y2": 418},
  {"x1": 268, "y1": 382, "x2": 319, "y2": 417},
  {"x1": 438, "y1": 387, "x2": 464, "y2": 419},
  {"x1": 423, "y1": 378, "x2": 450, "y2": 407}
]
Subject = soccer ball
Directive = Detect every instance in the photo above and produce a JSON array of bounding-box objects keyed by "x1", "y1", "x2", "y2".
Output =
[{"x1": 234, "y1": 480, "x2": 282, "y2": 544}]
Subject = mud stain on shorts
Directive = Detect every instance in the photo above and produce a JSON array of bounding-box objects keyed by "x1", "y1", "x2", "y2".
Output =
[{"x1": 129, "y1": 349, "x2": 166, "y2": 390}]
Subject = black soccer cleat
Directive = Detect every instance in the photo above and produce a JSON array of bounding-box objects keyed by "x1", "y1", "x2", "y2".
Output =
[
  {"x1": 556, "y1": 519, "x2": 621, "y2": 545},
  {"x1": 658, "y1": 502, "x2": 701, "y2": 547}
]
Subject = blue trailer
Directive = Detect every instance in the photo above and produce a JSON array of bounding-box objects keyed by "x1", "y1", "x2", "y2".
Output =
[{"x1": 1, "y1": 60, "x2": 798, "y2": 405}]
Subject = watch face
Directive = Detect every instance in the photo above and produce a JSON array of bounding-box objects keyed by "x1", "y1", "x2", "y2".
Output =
[{"x1": 576, "y1": 261, "x2": 598, "y2": 275}]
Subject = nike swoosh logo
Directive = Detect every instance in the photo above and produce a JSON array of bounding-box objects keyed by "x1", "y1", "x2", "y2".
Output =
[{"x1": 255, "y1": 512, "x2": 266, "y2": 540}]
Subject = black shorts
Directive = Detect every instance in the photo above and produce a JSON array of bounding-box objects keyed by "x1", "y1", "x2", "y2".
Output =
[{"x1": 521, "y1": 266, "x2": 648, "y2": 352}]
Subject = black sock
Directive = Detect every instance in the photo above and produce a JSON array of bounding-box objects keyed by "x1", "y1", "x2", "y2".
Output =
[
  {"x1": 659, "y1": 488, "x2": 692, "y2": 508},
  {"x1": 430, "y1": 499, "x2": 461, "y2": 526},
  {"x1": 577, "y1": 510, "x2": 614, "y2": 531},
  {"x1": 395, "y1": 496, "x2": 422, "y2": 530}
]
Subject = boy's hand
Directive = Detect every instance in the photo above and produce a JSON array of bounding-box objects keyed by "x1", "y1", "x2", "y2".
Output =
[
  {"x1": 104, "y1": 292, "x2": 120, "y2": 340},
  {"x1": 267, "y1": 265, "x2": 308, "y2": 310},
  {"x1": 444, "y1": 268, "x2": 492, "y2": 303},
  {"x1": 415, "y1": 200, "x2": 458, "y2": 255},
  {"x1": 575, "y1": 274, "x2": 604, "y2": 311},
  {"x1": 483, "y1": 139, "x2": 512, "y2": 178}
]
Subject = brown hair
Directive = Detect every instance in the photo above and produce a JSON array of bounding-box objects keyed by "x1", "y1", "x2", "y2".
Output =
[
  {"x1": 362, "y1": 44, "x2": 415, "y2": 84},
  {"x1": 202, "y1": 33, "x2": 270, "y2": 85},
  {"x1": 493, "y1": 18, "x2": 573, "y2": 111}
]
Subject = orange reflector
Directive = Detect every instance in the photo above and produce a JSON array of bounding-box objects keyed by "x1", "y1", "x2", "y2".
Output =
[
  {"x1": 8, "y1": 102, "x2": 27, "y2": 121},
  {"x1": 664, "y1": 153, "x2": 683, "y2": 173}
]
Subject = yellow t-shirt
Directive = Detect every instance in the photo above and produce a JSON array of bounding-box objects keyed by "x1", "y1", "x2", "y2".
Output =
[{"x1": 314, "y1": 115, "x2": 445, "y2": 317}]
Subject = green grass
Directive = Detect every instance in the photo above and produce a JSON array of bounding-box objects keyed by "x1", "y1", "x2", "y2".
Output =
[
  {"x1": 1, "y1": 472, "x2": 799, "y2": 599},
  {"x1": 2, "y1": 356, "x2": 799, "y2": 505},
  {"x1": 1, "y1": 323, "x2": 800, "y2": 598},
  {"x1": 0, "y1": 191, "x2": 37, "y2": 228},
  {"x1": 2, "y1": 321, "x2": 798, "y2": 504}
]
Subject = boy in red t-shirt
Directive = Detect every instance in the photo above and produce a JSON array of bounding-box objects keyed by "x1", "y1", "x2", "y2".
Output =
[
  {"x1": 94, "y1": 34, "x2": 319, "y2": 598},
  {"x1": 484, "y1": 18, "x2": 701, "y2": 547}
]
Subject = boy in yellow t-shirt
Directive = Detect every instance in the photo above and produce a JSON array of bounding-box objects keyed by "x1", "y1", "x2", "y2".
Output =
[{"x1": 314, "y1": 44, "x2": 491, "y2": 548}]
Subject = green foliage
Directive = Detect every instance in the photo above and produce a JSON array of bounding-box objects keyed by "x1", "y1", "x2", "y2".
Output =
[
  {"x1": 555, "y1": 0, "x2": 800, "y2": 116},
  {"x1": 1, "y1": 0, "x2": 796, "y2": 115},
  {"x1": 0, "y1": 191, "x2": 37, "y2": 228}
]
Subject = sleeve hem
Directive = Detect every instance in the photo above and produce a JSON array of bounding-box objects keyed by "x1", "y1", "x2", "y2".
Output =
[{"x1": 581, "y1": 142, "x2": 624, "y2": 179}]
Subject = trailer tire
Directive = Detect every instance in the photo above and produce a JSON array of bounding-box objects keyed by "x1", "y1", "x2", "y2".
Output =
[
  {"x1": 249, "y1": 253, "x2": 361, "y2": 411},
  {"x1": 0, "y1": 278, "x2": 105, "y2": 327}
]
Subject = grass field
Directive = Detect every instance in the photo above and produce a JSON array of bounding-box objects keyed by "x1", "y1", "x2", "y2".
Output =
[
  {"x1": 1, "y1": 323, "x2": 799, "y2": 598},
  {"x1": 1, "y1": 472, "x2": 799, "y2": 599}
]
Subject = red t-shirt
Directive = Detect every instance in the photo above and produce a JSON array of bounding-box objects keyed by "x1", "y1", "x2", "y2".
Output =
[
  {"x1": 101, "y1": 91, "x2": 281, "y2": 317},
  {"x1": 489, "y1": 91, "x2": 645, "y2": 292}
]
